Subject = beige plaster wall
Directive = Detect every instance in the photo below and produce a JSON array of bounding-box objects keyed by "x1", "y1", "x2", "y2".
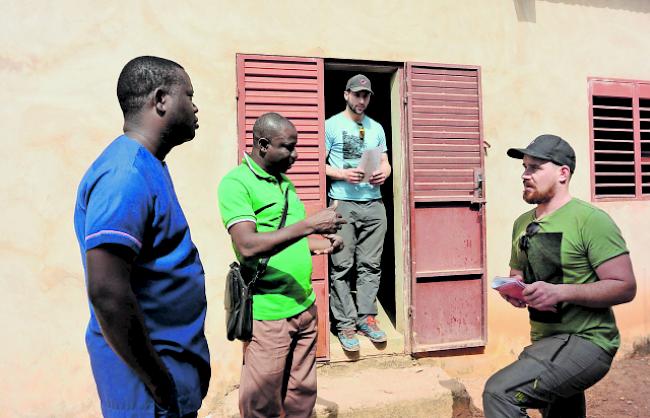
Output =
[{"x1": 2, "y1": 0, "x2": 650, "y2": 416}]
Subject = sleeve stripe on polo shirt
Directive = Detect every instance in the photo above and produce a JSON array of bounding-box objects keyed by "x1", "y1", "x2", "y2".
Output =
[
  {"x1": 85, "y1": 230, "x2": 142, "y2": 248},
  {"x1": 226, "y1": 218, "x2": 256, "y2": 230}
]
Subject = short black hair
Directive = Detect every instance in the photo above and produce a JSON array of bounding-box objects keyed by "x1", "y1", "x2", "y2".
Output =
[
  {"x1": 116, "y1": 56, "x2": 184, "y2": 117},
  {"x1": 252, "y1": 112, "x2": 295, "y2": 146}
]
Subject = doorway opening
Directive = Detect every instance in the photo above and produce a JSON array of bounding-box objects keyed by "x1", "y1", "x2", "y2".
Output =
[{"x1": 323, "y1": 60, "x2": 403, "y2": 360}]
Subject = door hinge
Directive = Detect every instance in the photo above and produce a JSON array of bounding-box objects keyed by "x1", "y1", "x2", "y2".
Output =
[{"x1": 408, "y1": 306, "x2": 413, "y2": 318}]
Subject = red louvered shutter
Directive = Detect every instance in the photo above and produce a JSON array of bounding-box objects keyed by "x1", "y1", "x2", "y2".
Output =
[
  {"x1": 236, "y1": 54, "x2": 329, "y2": 358},
  {"x1": 405, "y1": 62, "x2": 487, "y2": 352},
  {"x1": 589, "y1": 79, "x2": 650, "y2": 200}
]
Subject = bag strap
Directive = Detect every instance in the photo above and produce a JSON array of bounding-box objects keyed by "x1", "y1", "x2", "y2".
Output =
[{"x1": 248, "y1": 186, "x2": 290, "y2": 289}]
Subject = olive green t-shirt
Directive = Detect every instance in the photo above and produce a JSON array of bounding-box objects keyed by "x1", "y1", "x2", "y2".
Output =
[
  {"x1": 509, "y1": 198, "x2": 629, "y2": 355},
  {"x1": 218, "y1": 154, "x2": 315, "y2": 320}
]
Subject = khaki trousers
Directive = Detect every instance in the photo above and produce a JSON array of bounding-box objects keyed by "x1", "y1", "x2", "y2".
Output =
[{"x1": 239, "y1": 303, "x2": 318, "y2": 418}]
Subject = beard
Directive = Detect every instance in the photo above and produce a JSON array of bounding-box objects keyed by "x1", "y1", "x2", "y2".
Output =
[
  {"x1": 172, "y1": 120, "x2": 197, "y2": 142},
  {"x1": 347, "y1": 100, "x2": 365, "y2": 115},
  {"x1": 523, "y1": 187, "x2": 553, "y2": 204},
  {"x1": 159, "y1": 123, "x2": 196, "y2": 151}
]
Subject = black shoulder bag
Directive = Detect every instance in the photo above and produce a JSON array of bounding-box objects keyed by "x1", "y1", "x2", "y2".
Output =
[{"x1": 225, "y1": 188, "x2": 290, "y2": 341}]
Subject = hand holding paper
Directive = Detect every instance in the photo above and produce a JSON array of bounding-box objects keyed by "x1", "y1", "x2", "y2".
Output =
[
  {"x1": 492, "y1": 277, "x2": 559, "y2": 311},
  {"x1": 491, "y1": 276, "x2": 526, "y2": 302},
  {"x1": 356, "y1": 147, "x2": 382, "y2": 183}
]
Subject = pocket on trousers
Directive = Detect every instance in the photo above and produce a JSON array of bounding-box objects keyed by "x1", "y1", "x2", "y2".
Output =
[
  {"x1": 552, "y1": 336, "x2": 613, "y2": 395},
  {"x1": 521, "y1": 334, "x2": 571, "y2": 363},
  {"x1": 523, "y1": 335, "x2": 612, "y2": 399}
]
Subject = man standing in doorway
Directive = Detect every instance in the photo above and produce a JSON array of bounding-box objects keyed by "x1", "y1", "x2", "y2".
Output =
[
  {"x1": 482, "y1": 134, "x2": 637, "y2": 417},
  {"x1": 74, "y1": 56, "x2": 210, "y2": 417},
  {"x1": 218, "y1": 112, "x2": 345, "y2": 417},
  {"x1": 326, "y1": 74, "x2": 392, "y2": 351}
]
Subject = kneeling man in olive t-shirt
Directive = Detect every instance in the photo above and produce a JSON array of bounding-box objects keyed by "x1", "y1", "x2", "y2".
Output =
[{"x1": 483, "y1": 135, "x2": 637, "y2": 418}]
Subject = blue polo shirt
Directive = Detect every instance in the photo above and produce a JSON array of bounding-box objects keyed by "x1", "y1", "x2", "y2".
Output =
[{"x1": 74, "y1": 135, "x2": 210, "y2": 417}]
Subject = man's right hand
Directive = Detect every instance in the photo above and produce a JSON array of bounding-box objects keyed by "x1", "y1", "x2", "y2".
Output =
[
  {"x1": 149, "y1": 373, "x2": 179, "y2": 413},
  {"x1": 306, "y1": 203, "x2": 347, "y2": 234},
  {"x1": 501, "y1": 293, "x2": 527, "y2": 309},
  {"x1": 340, "y1": 167, "x2": 365, "y2": 184},
  {"x1": 86, "y1": 247, "x2": 180, "y2": 416}
]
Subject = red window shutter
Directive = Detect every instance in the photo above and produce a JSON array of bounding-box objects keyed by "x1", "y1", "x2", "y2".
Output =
[
  {"x1": 589, "y1": 79, "x2": 650, "y2": 200},
  {"x1": 235, "y1": 54, "x2": 330, "y2": 359},
  {"x1": 406, "y1": 63, "x2": 483, "y2": 202},
  {"x1": 236, "y1": 54, "x2": 326, "y2": 207},
  {"x1": 640, "y1": 83, "x2": 650, "y2": 195}
]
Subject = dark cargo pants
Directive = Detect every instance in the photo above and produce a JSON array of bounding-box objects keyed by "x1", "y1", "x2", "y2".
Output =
[
  {"x1": 482, "y1": 334, "x2": 613, "y2": 418},
  {"x1": 329, "y1": 199, "x2": 387, "y2": 331}
]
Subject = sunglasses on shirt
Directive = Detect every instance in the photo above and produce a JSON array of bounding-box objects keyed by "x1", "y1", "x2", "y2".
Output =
[
  {"x1": 357, "y1": 122, "x2": 365, "y2": 140},
  {"x1": 518, "y1": 221, "x2": 541, "y2": 252}
]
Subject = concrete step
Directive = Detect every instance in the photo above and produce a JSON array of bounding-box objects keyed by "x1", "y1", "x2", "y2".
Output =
[{"x1": 208, "y1": 357, "x2": 480, "y2": 418}]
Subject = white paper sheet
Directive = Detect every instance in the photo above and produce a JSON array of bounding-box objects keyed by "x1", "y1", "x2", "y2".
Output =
[{"x1": 357, "y1": 147, "x2": 382, "y2": 183}]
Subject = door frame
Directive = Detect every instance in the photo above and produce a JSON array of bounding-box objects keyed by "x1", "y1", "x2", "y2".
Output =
[
  {"x1": 236, "y1": 54, "x2": 487, "y2": 358},
  {"x1": 323, "y1": 59, "x2": 408, "y2": 358}
]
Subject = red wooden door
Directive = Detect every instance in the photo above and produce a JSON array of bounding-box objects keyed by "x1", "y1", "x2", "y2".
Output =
[
  {"x1": 405, "y1": 62, "x2": 487, "y2": 352},
  {"x1": 236, "y1": 54, "x2": 329, "y2": 359}
]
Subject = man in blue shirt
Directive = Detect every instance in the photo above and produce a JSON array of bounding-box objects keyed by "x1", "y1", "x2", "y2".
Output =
[
  {"x1": 326, "y1": 74, "x2": 392, "y2": 351},
  {"x1": 74, "y1": 56, "x2": 210, "y2": 418}
]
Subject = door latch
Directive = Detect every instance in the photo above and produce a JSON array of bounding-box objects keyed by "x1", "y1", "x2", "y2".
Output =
[{"x1": 474, "y1": 170, "x2": 483, "y2": 199}]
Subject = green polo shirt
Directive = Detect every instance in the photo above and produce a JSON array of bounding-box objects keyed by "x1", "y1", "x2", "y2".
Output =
[{"x1": 218, "y1": 154, "x2": 315, "y2": 320}]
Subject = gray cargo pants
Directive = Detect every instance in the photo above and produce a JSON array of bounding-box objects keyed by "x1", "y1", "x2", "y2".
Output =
[
  {"x1": 482, "y1": 333, "x2": 613, "y2": 418},
  {"x1": 329, "y1": 199, "x2": 387, "y2": 331}
]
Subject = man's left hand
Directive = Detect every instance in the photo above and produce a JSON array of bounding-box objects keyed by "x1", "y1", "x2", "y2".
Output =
[
  {"x1": 369, "y1": 169, "x2": 386, "y2": 185},
  {"x1": 312, "y1": 234, "x2": 344, "y2": 255},
  {"x1": 523, "y1": 281, "x2": 561, "y2": 312},
  {"x1": 325, "y1": 234, "x2": 344, "y2": 253}
]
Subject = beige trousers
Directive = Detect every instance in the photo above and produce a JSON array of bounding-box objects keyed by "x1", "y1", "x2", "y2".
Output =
[{"x1": 239, "y1": 303, "x2": 318, "y2": 418}]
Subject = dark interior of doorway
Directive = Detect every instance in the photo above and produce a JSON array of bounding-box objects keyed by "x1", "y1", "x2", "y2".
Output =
[{"x1": 323, "y1": 66, "x2": 397, "y2": 329}]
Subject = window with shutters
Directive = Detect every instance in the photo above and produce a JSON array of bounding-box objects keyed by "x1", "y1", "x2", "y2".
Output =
[{"x1": 590, "y1": 78, "x2": 650, "y2": 200}]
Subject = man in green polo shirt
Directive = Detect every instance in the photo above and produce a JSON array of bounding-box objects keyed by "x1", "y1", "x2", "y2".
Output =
[
  {"x1": 483, "y1": 134, "x2": 637, "y2": 418},
  {"x1": 218, "y1": 112, "x2": 345, "y2": 417}
]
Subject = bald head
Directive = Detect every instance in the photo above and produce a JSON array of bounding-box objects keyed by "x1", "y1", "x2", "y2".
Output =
[{"x1": 252, "y1": 113, "x2": 295, "y2": 147}]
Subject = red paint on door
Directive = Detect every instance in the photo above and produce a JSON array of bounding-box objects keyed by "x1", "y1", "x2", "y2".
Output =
[{"x1": 406, "y1": 62, "x2": 487, "y2": 352}]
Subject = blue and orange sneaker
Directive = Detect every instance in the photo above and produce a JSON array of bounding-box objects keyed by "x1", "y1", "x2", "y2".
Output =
[
  {"x1": 357, "y1": 316, "x2": 387, "y2": 343},
  {"x1": 337, "y1": 328, "x2": 360, "y2": 352}
]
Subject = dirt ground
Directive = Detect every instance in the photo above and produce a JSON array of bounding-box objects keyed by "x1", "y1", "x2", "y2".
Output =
[
  {"x1": 472, "y1": 350, "x2": 650, "y2": 418},
  {"x1": 585, "y1": 352, "x2": 650, "y2": 418}
]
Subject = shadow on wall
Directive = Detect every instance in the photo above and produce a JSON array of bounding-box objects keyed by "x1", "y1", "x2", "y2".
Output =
[
  {"x1": 514, "y1": 0, "x2": 536, "y2": 22},
  {"x1": 514, "y1": 0, "x2": 650, "y2": 23}
]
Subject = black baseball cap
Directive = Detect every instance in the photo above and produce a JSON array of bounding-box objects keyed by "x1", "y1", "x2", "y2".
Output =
[
  {"x1": 346, "y1": 74, "x2": 374, "y2": 94},
  {"x1": 507, "y1": 134, "x2": 576, "y2": 173}
]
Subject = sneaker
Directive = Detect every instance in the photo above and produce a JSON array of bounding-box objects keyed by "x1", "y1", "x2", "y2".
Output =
[
  {"x1": 337, "y1": 328, "x2": 360, "y2": 352},
  {"x1": 357, "y1": 316, "x2": 387, "y2": 343}
]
